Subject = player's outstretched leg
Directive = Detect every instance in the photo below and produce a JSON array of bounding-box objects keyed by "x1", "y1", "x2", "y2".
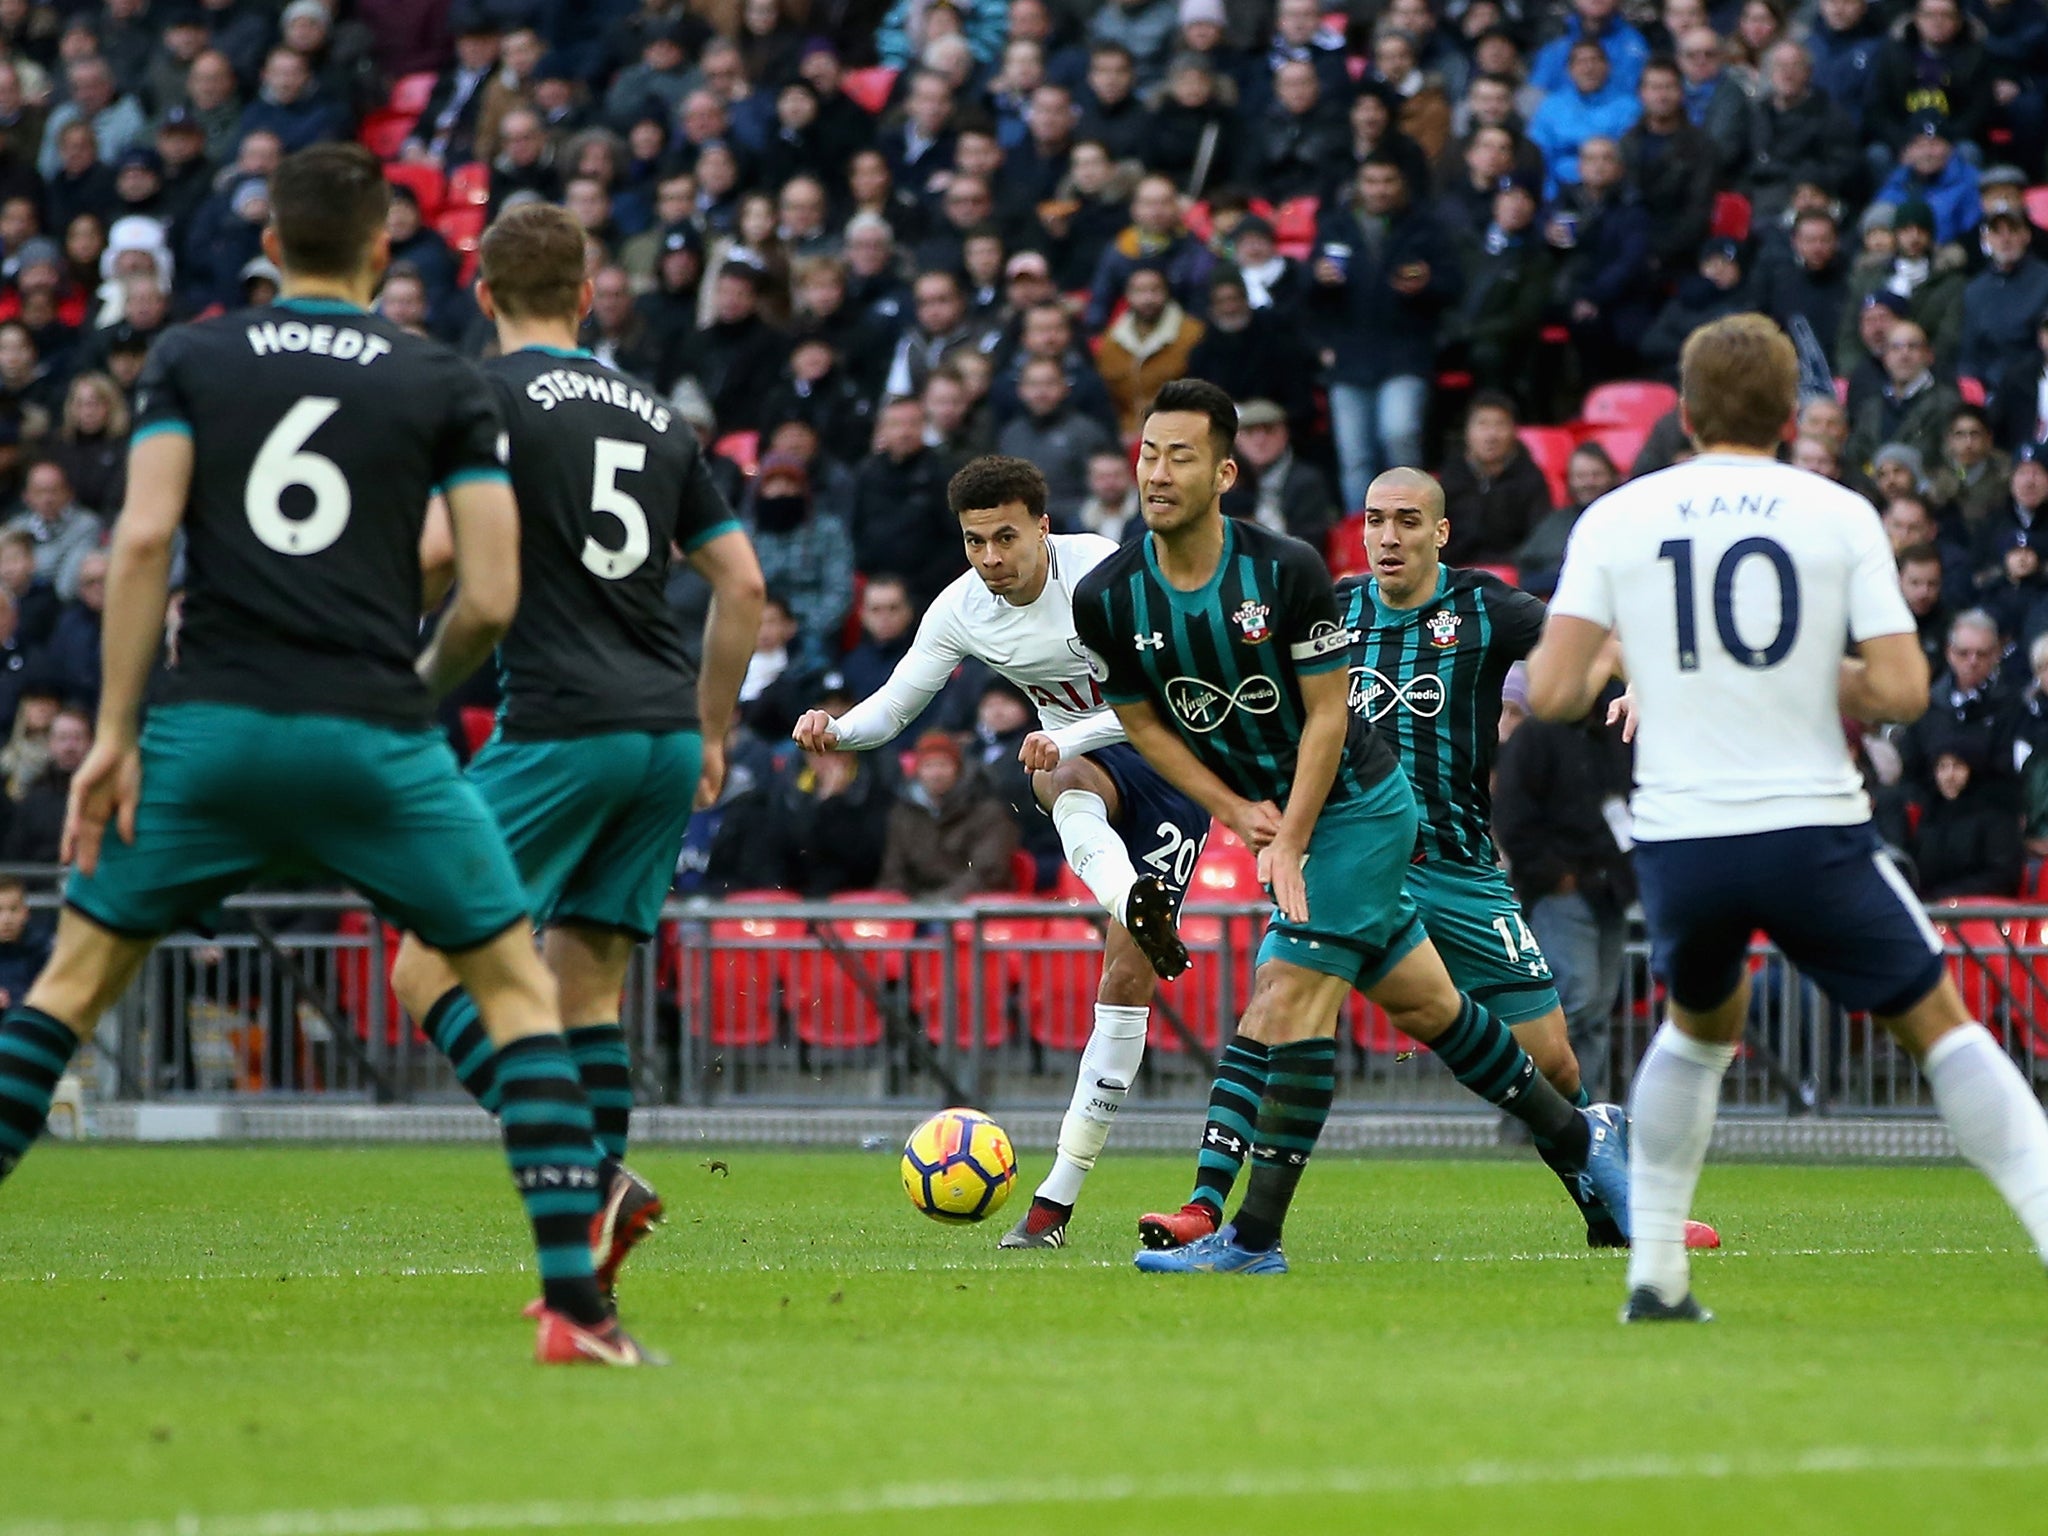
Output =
[
  {"x1": 1005, "y1": 932, "x2": 1152, "y2": 1249},
  {"x1": 396, "y1": 933, "x2": 661, "y2": 1299},
  {"x1": 0, "y1": 913, "x2": 153, "y2": 1186},
  {"x1": 1137, "y1": 964, "x2": 1346, "y2": 1274},
  {"x1": 1621, "y1": 1017, "x2": 1736, "y2": 1322},
  {"x1": 443, "y1": 926, "x2": 661, "y2": 1365},
  {"x1": 1903, "y1": 990, "x2": 2048, "y2": 1270},
  {"x1": 1137, "y1": 1031, "x2": 1269, "y2": 1250},
  {"x1": 1376, "y1": 939, "x2": 1633, "y2": 1233}
]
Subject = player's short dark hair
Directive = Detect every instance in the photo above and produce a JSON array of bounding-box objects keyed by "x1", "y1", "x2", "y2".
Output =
[
  {"x1": 949, "y1": 454, "x2": 1048, "y2": 520},
  {"x1": 479, "y1": 201, "x2": 586, "y2": 322},
  {"x1": 1148, "y1": 377, "x2": 1238, "y2": 463},
  {"x1": 1897, "y1": 540, "x2": 1943, "y2": 570},
  {"x1": 269, "y1": 142, "x2": 389, "y2": 280}
]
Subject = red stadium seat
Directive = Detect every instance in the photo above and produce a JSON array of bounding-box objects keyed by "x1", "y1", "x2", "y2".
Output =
[
  {"x1": 383, "y1": 161, "x2": 445, "y2": 218},
  {"x1": 715, "y1": 429, "x2": 759, "y2": 476},
  {"x1": 1188, "y1": 829, "x2": 1262, "y2": 905},
  {"x1": 1959, "y1": 376, "x2": 1987, "y2": 406},
  {"x1": 705, "y1": 892, "x2": 803, "y2": 1048},
  {"x1": 794, "y1": 894, "x2": 916, "y2": 1049},
  {"x1": 1326, "y1": 511, "x2": 1368, "y2": 575},
  {"x1": 1516, "y1": 426, "x2": 1575, "y2": 507},
  {"x1": 338, "y1": 909, "x2": 406, "y2": 1045},
  {"x1": 433, "y1": 204, "x2": 486, "y2": 253},
  {"x1": 842, "y1": 66, "x2": 898, "y2": 114},
  {"x1": 1582, "y1": 423, "x2": 1649, "y2": 477},
  {"x1": 1348, "y1": 996, "x2": 1421, "y2": 1055},
  {"x1": 1150, "y1": 910, "x2": 1242, "y2": 1052},
  {"x1": 1472, "y1": 563, "x2": 1518, "y2": 587},
  {"x1": 359, "y1": 109, "x2": 415, "y2": 161},
  {"x1": 1710, "y1": 190, "x2": 1751, "y2": 242},
  {"x1": 933, "y1": 908, "x2": 1047, "y2": 1049},
  {"x1": 1021, "y1": 917, "x2": 1106, "y2": 1051},
  {"x1": 389, "y1": 71, "x2": 438, "y2": 117},
  {"x1": 2027, "y1": 185, "x2": 2048, "y2": 231},
  {"x1": 446, "y1": 161, "x2": 491, "y2": 208},
  {"x1": 1010, "y1": 849, "x2": 1040, "y2": 893},
  {"x1": 1183, "y1": 201, "x2": 1213, "y2": 241},
  {"x1": 1273, "y1": 195, "x2": 1319, "y2": 259},
  {"x1": 1581, "y1": 380, "x2": 1678, "y2": 430}
]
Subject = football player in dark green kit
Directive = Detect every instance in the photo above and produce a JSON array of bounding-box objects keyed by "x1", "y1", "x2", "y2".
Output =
[
  {"x1": 390, "y1": 203, "x2": 764, "y2": 1304},
  {"x1": 1072, "y1": 379, "x2": 1633, "y2": 1273},
  {"x1": 1341, "y1": 466, "x2": 1717, "y2": 1252},
  {"x1": 0, "y1": 146, "x2": 659, "y2": 1362}
]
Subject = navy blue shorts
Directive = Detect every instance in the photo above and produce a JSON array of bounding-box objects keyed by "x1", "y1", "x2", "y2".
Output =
[
  {"x1": 1634, "y1": 822, "x2": 1945, "y2": 1017},
  {"x1": 1088, "y1": 743, "x2": 1211, "y2": 912}
]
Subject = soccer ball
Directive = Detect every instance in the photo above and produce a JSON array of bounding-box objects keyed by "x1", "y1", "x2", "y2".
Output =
[{"x1": 901, "y1": 1107, "x2": 1017, "y2": 1222}]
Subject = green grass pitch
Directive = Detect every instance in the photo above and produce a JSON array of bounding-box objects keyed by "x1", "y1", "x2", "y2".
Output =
[{"x1": 3, "y1": 1145, "x2": 2047, "y2": 1536}]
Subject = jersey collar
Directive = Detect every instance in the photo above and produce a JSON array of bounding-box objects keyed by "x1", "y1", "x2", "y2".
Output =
[
  {"x1": 1368, "y1": 564, "x2": 1450, "y2": 625},
  {"x1": 519, "y1": 343, "x2": 595, "y2": 359},
  {"x1": 275, "y1": 296, "x2": 367, "y2": 316},
  {"x1": 1142, "y1": 516, "x2": 1235, "y2": 611}
]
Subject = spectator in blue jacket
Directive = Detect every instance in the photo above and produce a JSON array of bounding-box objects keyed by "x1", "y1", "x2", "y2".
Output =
[
  {"x1": 1876, "y1": 114, "x2": 1984, "y2": 247},
  {"x1": 1311, "y1": 151, "x2": 1464, "y2": 510},
  {"x1": 1084, "y1": 172, "x2": 1215, "y2": 331},
  {"x1": 237, "y1": 49, "x2": 349, "y2": 154},
  {"x1": 1527, "y1": 39, "x2": 1643, "y2": 195},
  {"x1": 1959, "y1": 207, "x2": 2048, "y2": 387},
  {"x1": 1810, "y1": 0, "x2": 1887, "y2": 127},
  {"x1": 1530, "y1": 0, "x2": 1653, "y2": 98}
]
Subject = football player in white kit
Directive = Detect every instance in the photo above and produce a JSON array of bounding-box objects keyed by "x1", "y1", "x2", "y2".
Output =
[
  {"x1": 793, "y1": 455, "x2": 1211, "y2": 1249},
  {"x1": 1528, "y1": 314, "x2": 2048, "y2": 1321}
]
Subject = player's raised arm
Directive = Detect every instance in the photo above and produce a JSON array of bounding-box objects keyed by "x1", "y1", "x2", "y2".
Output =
[
  {"x1": 796, "y1": 586, "x2": 967, "y2": 752},
  {"x1": 417, "y1": 474, "x2": 521, "y2": 698},
  {"x1": 686, "y1": 524, "x2": 766, "y2": 806}
]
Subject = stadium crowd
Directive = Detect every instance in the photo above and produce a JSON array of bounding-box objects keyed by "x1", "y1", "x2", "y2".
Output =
[{"x1": 0, "y1": 0, "x2": 2041, "y2": 900}]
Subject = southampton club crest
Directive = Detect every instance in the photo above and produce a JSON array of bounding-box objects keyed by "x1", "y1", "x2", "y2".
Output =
[
  {"x1": 1232, "y1": 600, "x2": 1272, "y2": 644},
  {"x1": 1426, "y1": 610, "x2": 1461, "y2": 649}
]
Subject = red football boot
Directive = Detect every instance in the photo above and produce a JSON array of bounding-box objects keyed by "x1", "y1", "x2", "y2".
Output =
[
  {"x1": 592, "y1": 1162, "x2": 665, "y2": 1296},
  {"x1": 1138, "y1": 1202, "x2": 1220, "y2": 1251},
  {"x1": 533, "y1": 1307, "x2": 667, "y2": 1367}
]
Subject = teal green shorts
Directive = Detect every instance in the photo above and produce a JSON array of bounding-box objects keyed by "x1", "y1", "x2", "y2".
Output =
[
  {"x1": 67, "y1": 702, "x2": 528, "y2": 951},
  {"x1": 1405, "y1": 857, "x2": 1560, "y2": 1027},
  {"x1": 466, "y1": 727, "x2": 701, "y2": 940},
  {"x1": 1255, "y1": 769, "x2": 1428, "y2": 990}
]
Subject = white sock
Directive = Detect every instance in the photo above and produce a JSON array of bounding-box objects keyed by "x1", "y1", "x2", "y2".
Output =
[
  {"x1": 1037, "y1": 1004, "x2": 1149, "y2": 1206},
  {"x1": 1923, "y1": 1023, "x2": 2048, "y2": 1264},
  {"x1": 1626, "y1": 1022, "x2": 1737, "y2": 1305},
  {"x1": 1051, "y1": 790, "x2": 1139, "y2": 921}
]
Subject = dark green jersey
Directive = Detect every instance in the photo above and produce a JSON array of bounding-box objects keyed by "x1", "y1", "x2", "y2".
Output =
[
  {"x1": 135, "y1": 298, "x2": 506, "y2": 730},
  {"x1": 1339, "y1": 565, "x2": 1547, "y2": 865},
  {"x1": 484, "y1": 347, "x2": 740, "y2": 741},
  {"x1": 1074, "y1": 517, "x2": 1397, "y2": 808}
]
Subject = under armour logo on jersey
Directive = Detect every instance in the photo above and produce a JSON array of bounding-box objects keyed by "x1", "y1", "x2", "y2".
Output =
[
  {"x1": 1348, "y1": 666, "x2": 1446, "y2": 720},
  {"x1": 1134, "y1": 631, "x2": 1166, "y2": 650},
  {"x1": 1167, "y1": 675, "x2": 1281, "y2": 732}
]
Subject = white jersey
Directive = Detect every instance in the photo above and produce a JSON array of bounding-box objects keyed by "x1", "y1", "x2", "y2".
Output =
[
  {"x1": 831, "y1": 533, "x2": 1127, "y2": 758},
  {"x1": 1549, "y1": 453, "x2": 1914, "y2": 842}
]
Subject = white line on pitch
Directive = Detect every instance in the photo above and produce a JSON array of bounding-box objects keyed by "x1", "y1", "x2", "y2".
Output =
[{"x1": 6, "y1": 1442, "x2": 2048, "y2": 1536}]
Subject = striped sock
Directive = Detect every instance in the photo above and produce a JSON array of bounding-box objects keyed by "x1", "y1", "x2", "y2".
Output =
[
  {"x1": 1537, "y1": 1085, "x2": 1615, "y2": 1230},
  {"x1": 1231, "y1": 1036, "x2": 1338, "y2": 1252},
  {"x1": 1190, "y1": 1035, "x2": 1270, "y2": 1216},
  {"x1": 0, "y1": 1007, "x2": 78, "y2": 1182},
  {"x1": 565, "y1": 1023, "x2": 633, "y2": 1163},
  {"x1": 422, "y1": 988, "x2": 503, "y2": 1115},
  {"x1": 494, "y1": 1034, "x2": 607, "y2": 1326},
  {"x1": 1429, "y1": 995, "x2": 1589, "y2": 1160}
]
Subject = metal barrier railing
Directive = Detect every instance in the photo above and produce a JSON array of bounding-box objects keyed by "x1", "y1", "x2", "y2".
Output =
[{"x1": 22, "y1": 883, "x2": 2048, "y2": 1116}]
